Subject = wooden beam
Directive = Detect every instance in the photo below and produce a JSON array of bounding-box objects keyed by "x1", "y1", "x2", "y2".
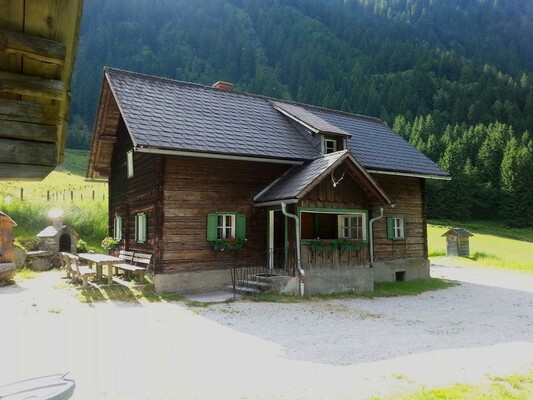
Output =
[
  {"x1": 0, "y1": 29, "x2": 66, "y2": 65},
  {"x1": 0, "y1": 71, "x2": 63, "y2": 99},
  {"x1": 0, "y1": 120, "x2": 56, "y2": 142},
  {"x1": 0, "y1": 98, "x2": 58, "y2": 125},
  {"x1": 0, "y1": 163, "x2": 55, "y2": 180},
  {"x1": 0, "y1": 138, "x2": 56, "y2": 166}
]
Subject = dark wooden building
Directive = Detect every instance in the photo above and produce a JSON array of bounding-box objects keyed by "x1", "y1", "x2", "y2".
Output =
[{"x1": 87, "y1": 68, "x2": 450, "y2": 293}]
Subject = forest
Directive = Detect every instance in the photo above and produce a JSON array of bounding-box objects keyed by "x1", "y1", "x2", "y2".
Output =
[{"x1": 68, "y1": 0, "x2": 533, "y2": 226}]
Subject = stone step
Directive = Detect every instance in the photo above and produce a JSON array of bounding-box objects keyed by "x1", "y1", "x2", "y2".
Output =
[
  {"x1": 228, "y1": 285, "x2": 262, "y2": 296},
  {"x1": 239, "y1": 279, "x2": 271, "y2": 289}
]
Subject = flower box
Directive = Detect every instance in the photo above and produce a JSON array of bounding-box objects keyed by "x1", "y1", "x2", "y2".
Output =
[{"x1": 210, "y1": 237, "x2": 246, "y2": 251}]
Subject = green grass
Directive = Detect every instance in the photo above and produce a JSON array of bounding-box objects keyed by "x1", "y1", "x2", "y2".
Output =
[
  {"x1": 375, "y1": 370, "x2": 533, "y2": 400},
  {"x1": 250, "y1": 278, "x2": 456, "y2": 303},
  {"x1": 0, "y1": 170, "x2": 108, "y2": 250},
  {"x1": 428, "y1": 220, "x2": 533, "y2": 272}
]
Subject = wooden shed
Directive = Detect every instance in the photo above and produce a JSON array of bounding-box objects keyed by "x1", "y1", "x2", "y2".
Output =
[
  {"x1": 0, "y1": 211, "x2": 17, "y2": 281},
  {"x1": 441, "y1": 228, "x2": 473, "y2": 257},
  {"x1": 0, "y1": 0, "x2": 84, "y2": 180}
]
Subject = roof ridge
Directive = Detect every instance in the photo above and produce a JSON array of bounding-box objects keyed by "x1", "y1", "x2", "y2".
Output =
[{"x1": 104, "y1": 67, "x2": 388, "y2": 126}]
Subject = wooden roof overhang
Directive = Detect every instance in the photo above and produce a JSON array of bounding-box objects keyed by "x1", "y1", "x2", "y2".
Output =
[
  {"x1": 0, "y1": 0, "x2": 83, "y2": 180},
  {"x1": 86, "y1": 76, "x2": 119, "y2": 180}
]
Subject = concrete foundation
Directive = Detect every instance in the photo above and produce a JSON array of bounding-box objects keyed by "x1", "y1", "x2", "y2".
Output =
[
  {"x1": 154, "y1": 269, "x2": 231, "y2": 293},
  {"x1": 304, "y1": 267, "x2": 374, "y2": 295},
  {"x1": 372, "y1": 258, "x2": 430, "y2": 283}
]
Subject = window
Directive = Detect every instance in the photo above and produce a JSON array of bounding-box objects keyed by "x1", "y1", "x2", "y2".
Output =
[
  {"x1": 387, "y1": 217, "x2": 405, "y2": 240},
  {"x1": 135, "y1": 213, "x2": 147, "y2": 243},
  {"x1": 113, "y1": 216, "x2": 122, "y2": 240},
  {"x1": 217, "y1": 214, "x2": 235, "y2": 239},
  {"x1": 207, "y1": 213, "x2": 246, "y2": 241},
  {"x1": 127, "y1": 150, "x2": 134, "y2": 178},
  {"x1": 323, "y1": 138, "x2": 337, "y2": 154},
  {"x1": 338, "y1": 214, "x2": 366, "y2": 240}
]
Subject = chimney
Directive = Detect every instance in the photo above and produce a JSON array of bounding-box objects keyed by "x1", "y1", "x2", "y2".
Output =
[{"x1": 212, "y1": 81, "x2": 233, "y2": 91}]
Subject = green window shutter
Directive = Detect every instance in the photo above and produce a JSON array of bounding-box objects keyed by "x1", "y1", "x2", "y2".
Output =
[
  {"x1": 387, "y1": 217, "x2": 394, "y2": 239},
  {"x1": 402, "y1": 219, "x2": 407, "y2": 239},
  {"x1": 141, "y1": 214, "x2": 148, "y2": 243},
  {"x1": 206, "y1": 213, "x2": 218, "y2": 241},
  {"x1": 135, "y1": 214, "x2": 138, "y2": 241},
  {"x1": 236, "y1": 214, "x2": 246, "y2": 240}
]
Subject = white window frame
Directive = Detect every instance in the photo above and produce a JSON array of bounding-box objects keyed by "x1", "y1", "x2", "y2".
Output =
[
  {"x1": 127, "y1": 150, "x2": 134, "y2": 178},
  {"x1": 323, "y1": 138, "x2": 337, "y2": 154},
  {"x1": 113, "y1": 216, "x2": 122, "y2": 240},
  {"x1": 337, "y1": 214, "x2": 366, "y2": 240},
  {"x1": 392, "y1": 217, "x2": 405, "y2": 239},
  {"x1": 217, "y1": 214, "x2": 236, "y2": 239},
  {"x1": 135, "y1": 213, "x2": 147, "y2": 243}
]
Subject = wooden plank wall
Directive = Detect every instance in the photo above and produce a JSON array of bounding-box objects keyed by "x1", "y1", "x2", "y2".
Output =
[
  {"x1": 372, "y1": 175, "x2": 427, "y2": 260},
  {"x1": 161, "y1": 157, "x2": 288, "y2": 273},
  {"x1": 108, "y1": 120, "x2": 157, "y2": 261}
]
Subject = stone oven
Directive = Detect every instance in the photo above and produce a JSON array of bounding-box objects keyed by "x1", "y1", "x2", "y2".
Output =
[{"x1": 28, "y1": 213, "x2": 78, "y2": 270}]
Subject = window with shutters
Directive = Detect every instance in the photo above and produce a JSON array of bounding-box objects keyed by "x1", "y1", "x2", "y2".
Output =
[
  {"x1": 387, "y1": 217, "x2": 405, "y2": 240},
  {"x1": 207, "y1": 213, "x2": 246, "y2": 241}
]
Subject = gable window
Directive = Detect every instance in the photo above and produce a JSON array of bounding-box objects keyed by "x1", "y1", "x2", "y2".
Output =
[
  {"x1": 135, "y1": 213, "x2": 147, "y2": 243},
  {"x1": 338, "y1": 214, "x2": 366, "y2": 240},
  {"x1": 113, "y1": 216, "x2": 123, "y2": 241},
  {"x1": 207, "y1": 213, "x2": 246, "y2": 241},
  {"x1": 323, "y1": 138, "x2": 337, "y2": 154},
  {"x1": 127, "y1": 150, "x2": 134, "y2": 178},
  {"x1": 387, "y1": 217, "x2": 405, "y2": 240}
]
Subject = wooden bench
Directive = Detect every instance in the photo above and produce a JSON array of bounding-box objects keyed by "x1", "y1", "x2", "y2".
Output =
[
  {"x1": 114, "y1": 250, "x2": 151, "y2": 284},
  {"x1": 59, "y1": 252, "x2": 72, "y2": 279},
  {"x1": 67, "y1": 253, "x2": 96, "y2": 288}
]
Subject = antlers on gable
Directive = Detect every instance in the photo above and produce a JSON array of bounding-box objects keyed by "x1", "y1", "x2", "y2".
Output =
[{"x1": 331, "y1": 170, "x2": 345, "y2": 188}]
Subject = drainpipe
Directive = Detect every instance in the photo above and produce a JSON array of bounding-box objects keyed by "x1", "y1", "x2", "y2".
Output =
[
  {"x1": 369, "y1": 204, "x2": 395, "y2": 267},
  {"x1": 281, "y1": 202, "x2": 305, "y2": 296}
]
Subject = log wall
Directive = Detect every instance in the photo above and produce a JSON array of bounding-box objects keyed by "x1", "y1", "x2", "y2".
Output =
[
  {"x1": 160, "y1": 156, "x2": 288, "y2": 273},
  {"x1": 108, "y1": 119, "x2": 159, "y2": 264},
  {"x1": 371, "y1": 174, "x2": 427, "y2": 260}
]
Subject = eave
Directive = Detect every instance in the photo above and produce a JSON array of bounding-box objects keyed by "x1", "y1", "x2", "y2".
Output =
[{"x1": 0, "y1": 1, "x2": 84, "y2": 180}]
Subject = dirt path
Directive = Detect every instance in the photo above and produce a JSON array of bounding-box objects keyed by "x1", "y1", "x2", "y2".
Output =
[{"x1": 1, "y1": 262, "x2": 532, "y2": 399}]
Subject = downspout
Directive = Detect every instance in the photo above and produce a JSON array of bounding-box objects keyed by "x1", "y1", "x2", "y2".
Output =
[
  {"x1": 369, "y1": 204, "x2": 395, "y2": 267},
  {"x1": 281, "y1": 202, "x2": 305, "y2": 296}
]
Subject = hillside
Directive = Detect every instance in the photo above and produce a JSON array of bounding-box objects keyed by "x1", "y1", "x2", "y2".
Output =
[{"x1": 68, "y1": 0, "x2": 533, "y2": 226}]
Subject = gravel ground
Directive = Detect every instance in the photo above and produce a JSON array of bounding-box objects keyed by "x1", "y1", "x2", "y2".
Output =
[{"x1": 1, "y1": 260, "x2": 532, "y2": 399}]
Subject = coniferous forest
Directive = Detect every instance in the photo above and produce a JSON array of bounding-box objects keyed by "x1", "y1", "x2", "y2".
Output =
[{"x1": 70, "y1": 0, "x2": 533, "y2": 226}]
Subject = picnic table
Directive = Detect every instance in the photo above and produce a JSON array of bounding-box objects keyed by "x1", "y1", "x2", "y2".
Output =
[{"x1": 77, "y1": 253, "x2": 122, "y2": 285}]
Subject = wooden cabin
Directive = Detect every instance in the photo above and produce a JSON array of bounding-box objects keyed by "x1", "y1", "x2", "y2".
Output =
[
  {"x1": 87, "y1": 68, "x2": 450, "y2": 294},
  {"x1": 0, "y1": 0, "x2": 84, "y2": 180},
  {"x1": 0, "y1": 211, "x2": 16, "y2": 281},
  {"x1": 442, "y1": 228, "x2": 474, "y2": 257}
]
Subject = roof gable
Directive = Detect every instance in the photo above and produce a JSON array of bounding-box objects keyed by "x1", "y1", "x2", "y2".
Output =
[{"x1": 254, "y1": 150, "x2": 391, "y2": 206}]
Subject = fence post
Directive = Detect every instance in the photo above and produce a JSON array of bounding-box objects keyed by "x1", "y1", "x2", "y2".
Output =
[
  {"x1": 47, "y1": 190, "x2": 50, "y2": 201},
  {"x1": 20, "y1": 188, "x2": 23, "y2": 201},
  {"x1": 92, "y1": 190, "x2": 95, "y2": 200},
  {"x1": 71, "y1": 190, "x2": 74, "y2": 202}
]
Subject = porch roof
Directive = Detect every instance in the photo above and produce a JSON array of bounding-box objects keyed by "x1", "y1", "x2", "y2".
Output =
[{"x1": 254, "y1": 150, "x2": 391, "y2": 206}]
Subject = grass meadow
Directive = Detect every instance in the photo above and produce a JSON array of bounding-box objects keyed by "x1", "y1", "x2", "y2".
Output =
[
  {"x1": 0, "y1": 150, "x2": 107, "y2": 250},
  {"x1": 428, "y1": 220, "x2": 533, "y2": 272}
]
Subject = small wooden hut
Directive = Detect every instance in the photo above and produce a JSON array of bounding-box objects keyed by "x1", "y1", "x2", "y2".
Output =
[
  {"x1": 0, "y1": 211, "x2": 17, "y2": 281},
  {"x1": 441, "y1": 228, "x2": 473, "y2": 257}
]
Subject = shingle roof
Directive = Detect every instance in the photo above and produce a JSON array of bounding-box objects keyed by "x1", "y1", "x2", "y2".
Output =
[
  {"x1": 441, "y1": 228, "x2": 474, "y2": 237},
  {"x1": 103, "y1": 68, "x2": 449, "y2": 178},
  {"x1": 254, "y1": 150, "x2": 391, "y2": 205},
  {"x1": 105, "y1": 68, "x2": 319, "y2": 161},
  {"x1": 255, "y1": 151, "x2": 348, "y2": 203},
  {"x1": 307, "y1": 107, "x2": 448, "y2": 177},
  {"x1": 271, "y1": 101, "x2": 351, "y2": 136}
]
